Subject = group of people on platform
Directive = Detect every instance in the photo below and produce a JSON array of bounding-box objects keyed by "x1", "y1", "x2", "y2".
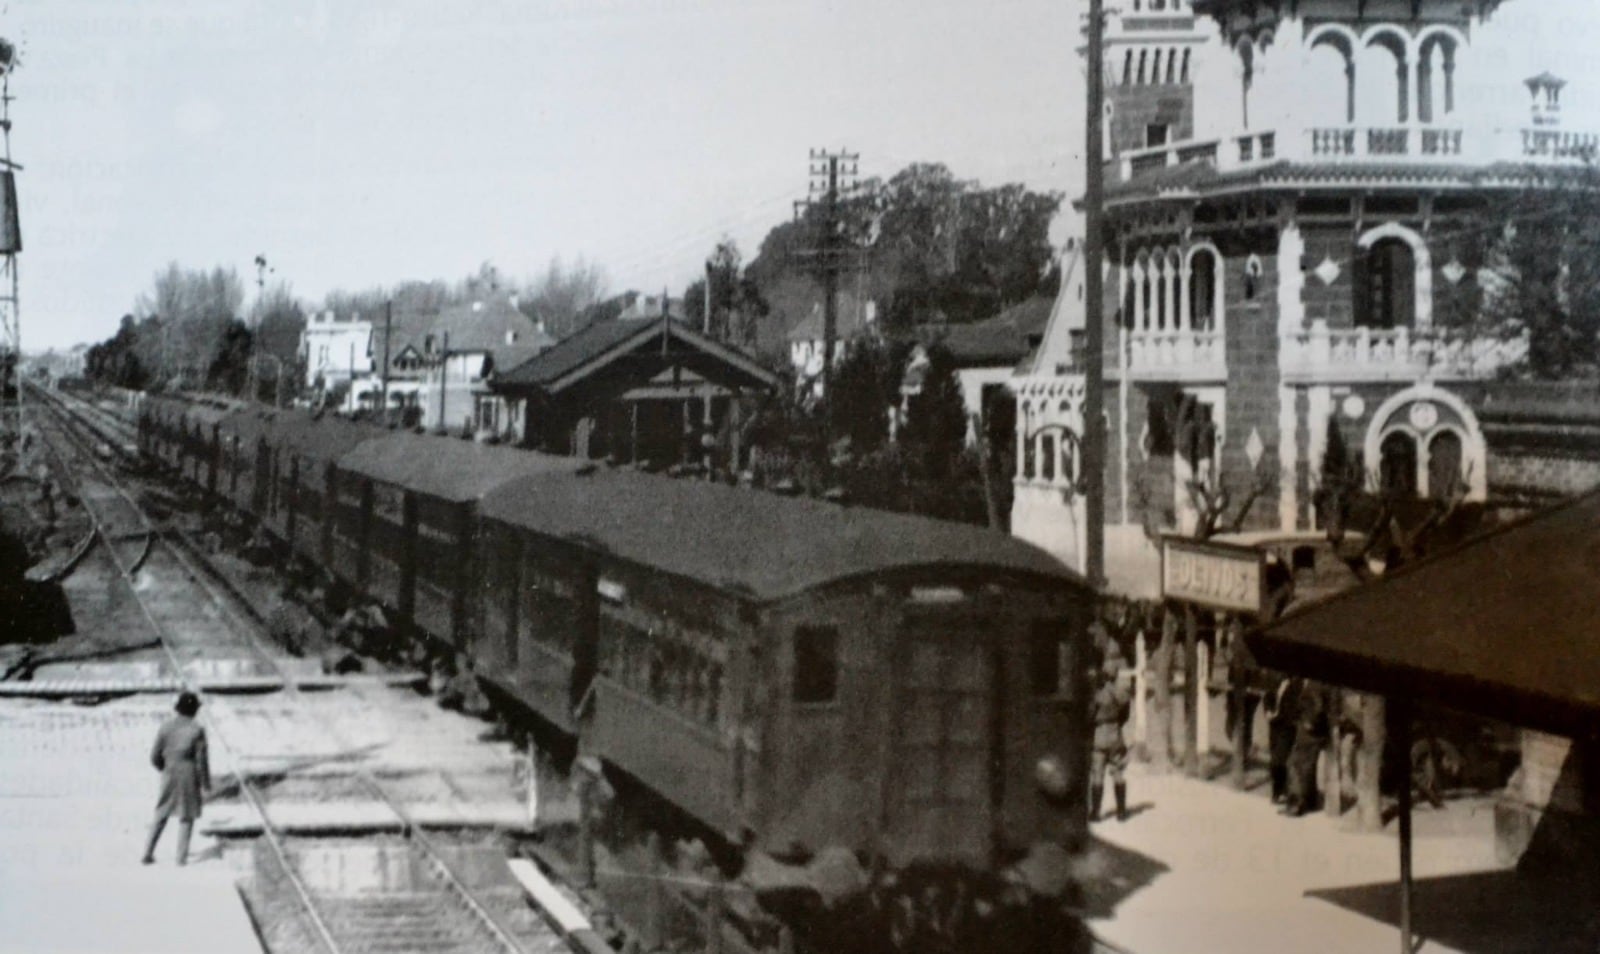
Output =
[{"x1": 1087, "y1": 618, "x2": 1372, "y2": 824}]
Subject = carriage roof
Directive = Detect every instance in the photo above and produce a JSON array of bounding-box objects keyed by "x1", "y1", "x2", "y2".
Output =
[
  {"x1": 335, "y1": 432, "x2": 586, "y2": 502},
  {"x1": 481, "y1": 468, "x2": 1081, "y2": 603}
]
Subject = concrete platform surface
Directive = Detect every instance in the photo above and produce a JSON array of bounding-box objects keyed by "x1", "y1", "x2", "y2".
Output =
[
  {"x1": 0, "y1": 696, "x2": 261, "y2": 954},
  {"x1": 1077, "y1": 762, "x2": 1572, "y2": 954}
]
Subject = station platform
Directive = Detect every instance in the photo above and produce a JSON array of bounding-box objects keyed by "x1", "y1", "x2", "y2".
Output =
[
  {"x1": 0, "y1": 695, "x2": 261, "y2": 954},
  {"x1": 1077, "y1": 762, "x2": 1592, "y2": 954}
]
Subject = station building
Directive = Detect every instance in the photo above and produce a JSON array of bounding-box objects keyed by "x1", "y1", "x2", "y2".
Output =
[{"x1": 1014, "y1": 0, "x2": 1598, "y2": 593}]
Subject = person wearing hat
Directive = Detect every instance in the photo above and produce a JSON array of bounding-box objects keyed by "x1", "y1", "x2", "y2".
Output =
[
  {"x1": 1089, "y1": 637, "x2": 1133, "y2": 823},
  {"x1": 142, "y1": 690, "x2": 213, "y2": 865}
]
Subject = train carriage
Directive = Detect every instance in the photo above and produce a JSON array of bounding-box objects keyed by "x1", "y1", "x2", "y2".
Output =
[
  {"x1": 272, "y1": 415, "x2": 384, "y2": 567},
  {"x1": 215, "y1": 406, "x2": 281, "y2": 518},
  {"x1": 476, "y1": 469, "x2": 1093, "y2": 869},
  {"x1": 332, "y1": 434, "x2": 585, "y2": 644},
  {"x1": 179, "y1": 403, "x2": 232, "y2": 494}
]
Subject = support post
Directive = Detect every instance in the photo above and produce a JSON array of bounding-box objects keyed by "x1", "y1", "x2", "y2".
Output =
[
  {"x1": 1083, "y1": 0, "x2": 1107, "y2": 587},
  {"x1": 1134, "y1": 629, "x2": 1149, "y2": 753},
  {"x1": 1395, "y1": 695, "x2": 1414, "y2": 954},
  {"x1": 1197, "y1": 639, "x2": 1211, "y2": 762},
  {"x1": 1183, "y1": 604, "x2": 1199, "y2": 776},
  {"x1": 380, "y1": 300, "x2": 392, "y2": 422}
]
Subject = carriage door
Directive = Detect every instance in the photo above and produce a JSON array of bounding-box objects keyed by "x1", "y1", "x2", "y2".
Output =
[{"x1": 889, "y1": 609, "x2": 996, "y2": 864}]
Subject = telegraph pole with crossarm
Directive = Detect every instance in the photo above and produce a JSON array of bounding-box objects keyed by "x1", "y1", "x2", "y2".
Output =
[{"x1": 793, "y1": 149, "x2": 863, "y2": 453}]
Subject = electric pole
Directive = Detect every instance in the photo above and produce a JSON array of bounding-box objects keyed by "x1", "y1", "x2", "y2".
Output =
[
  {"x1": 794, "y1": 148, "x2": 861, "y2": 453},
  {"x1": 1083, "y1": 0, "x2": 1108, "y2": 587},
  {"x1": 0, "y1": 37, "x2": 23, "y2": 443},
  {"x1": 380, "y1": 300, "x2": 393, "y2": 423}
]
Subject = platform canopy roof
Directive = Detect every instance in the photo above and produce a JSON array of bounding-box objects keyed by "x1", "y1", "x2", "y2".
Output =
[{"x1": 1247, "y1": 489, "x2": 1600, "y2": 738}]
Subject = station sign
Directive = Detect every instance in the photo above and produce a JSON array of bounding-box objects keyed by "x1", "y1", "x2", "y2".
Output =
[{"x1": 1160, "y1": 536, "x2": 1266, "y2": 614}]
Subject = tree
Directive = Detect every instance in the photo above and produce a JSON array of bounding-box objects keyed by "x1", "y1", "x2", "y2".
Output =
[
  {"x1": 129, "y1": 263, "x2": 246, "y2": 389},
  {"x1": 523, "y1": 256, "x2": 609, "y2": 339},
  {"x1": 682, "y1": 240, "x2": 766, "y2": 349},
  {"x1": 899, "y1": 343, "x2": 967, "y2": 480},
  {"x1": 826, "y1": 336, "x2": 904, "y2": 456},
  {"x1": 1461, "y1": 169, "x2": 1600, "y2": 379}
]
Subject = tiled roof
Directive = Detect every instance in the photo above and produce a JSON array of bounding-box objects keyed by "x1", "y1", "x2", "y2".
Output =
[
  {"x1": 785, "y1": 292, "x2": 873, "y2": 342},
  {"x1": 1106, "y1": 158, "x2": 1577, "y2": 204},
  {"x1": 921, "y1": 296, "x2": 1055, "y2": 367},
  {"x1": 495, "y1": 318, "x2": 658, "y2": 388},
  {"x1": 494, "y1": 317, "x2": 779, "y2": 393}
]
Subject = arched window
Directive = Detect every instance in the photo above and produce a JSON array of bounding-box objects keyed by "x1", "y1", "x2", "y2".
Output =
[
  {"x1": 1137, "y1": 50, "x2": 1148, "y2": 85},
  {"x1": 1356, "y1": 237, "x2": 1416, "y2": 329},
  {"x1": 1124, "y1": 50, "x2": 1134, "y2": 86},
  {"x1": 1166, "y1": 48, "x2": 1177, "y2": 84},
  {"x1": 1307, "y1": 32, "x2": 1355, "y2": 124},
  {"x1": 1379, "y1": 431, "x2": 1418, "y2": 498},
  {"x1": 1417, "y1": 34, "x2": 1457, "y2": 123},
  {"x1": 1151, "y1": 49, "x2": 1163, "y2": 86},
  {"x1": 1358, "y1": 32, "x2": 1409, "y2": 124},
  {"x1": 1180, "y1": 49, "x2": 1191, "y2": 84},
  {"x1": 1189, "y1": 248, "x2": 1218, "y2": 331},
  {"x1": 1427, "y1": 430, "x2": 1463, "y2": 499},
  {"x1": 1236, "y1": 39, "x2": 1255, "y2": 128}
]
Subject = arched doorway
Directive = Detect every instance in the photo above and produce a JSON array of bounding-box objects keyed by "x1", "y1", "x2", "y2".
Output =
[{"x1": 1363, "y1": 385, "x2": 1487, "y2": 501}]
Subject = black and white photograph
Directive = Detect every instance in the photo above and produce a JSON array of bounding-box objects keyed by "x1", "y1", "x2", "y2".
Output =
[{"x1": 1, "y1": 1, "x2": 1598, "y2": 952}]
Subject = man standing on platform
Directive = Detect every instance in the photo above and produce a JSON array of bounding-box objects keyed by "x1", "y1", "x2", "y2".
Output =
[
  {"x1": 1090, "y1": 639, "x2": 1133, "y2": 823},
  {"x1": 1265, "y1": 674, "x2": 1302, "y2": 804},
  {"x1": 1285, "y1": 680, "x2": 1329, "y2": 816}
]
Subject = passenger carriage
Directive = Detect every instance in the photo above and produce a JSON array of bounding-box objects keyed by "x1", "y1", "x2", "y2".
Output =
[
  {"x1": 475, "y1": 469, "x2": 1094, "y2": 868},
  {"x1": 331, "y1": 434, "x2": 584, "y2": 644}
]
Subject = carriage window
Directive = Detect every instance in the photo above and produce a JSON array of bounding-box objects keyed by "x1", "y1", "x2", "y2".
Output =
[
  {"x1": 793, "y1": 626, "x2": 839, "y2": 704},
  {"x1": 1029, "y1": 619, "x2": 1073, "y2": 697}
]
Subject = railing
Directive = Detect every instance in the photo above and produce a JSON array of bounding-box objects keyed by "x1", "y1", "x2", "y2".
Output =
[
  {"x1": 1126, "y1": 329, "x2": 1226, "y2": 380},
  {"x1": 1280, "y1": 321, "x2": 1528, "y2": 382},
  {"x1": 1521, "y1": 128, "x2": 1599, "y2": 161},
  {"x1": 1113, "y1": 124, "x2": 1599, "y2": 185}
]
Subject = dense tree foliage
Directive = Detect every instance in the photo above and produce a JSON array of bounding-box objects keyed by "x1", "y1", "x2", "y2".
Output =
[
  {"x1": 681, "y1": 240, "x2": 766, "y2": 349},
  {"x1": 738, "y1": 162, "x2": 1061, "y2": 356},
  {"x1": 1443, "y1": 170, "x2": 1600, "y2": 379}
]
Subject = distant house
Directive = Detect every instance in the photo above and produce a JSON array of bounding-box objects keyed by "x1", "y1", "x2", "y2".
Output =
[
  {"x1": 786, "y1": 294, "x2": 876, "y2": 394},
  {"x1": 350, "y1": 295, "x2": 554, "y2": 431},
  {"x1": 899, "y1": 294, "x2": 1057, "y2": 444},
  {"x1": 300, "y1": 311, "x2": 374, "y2": 399}
]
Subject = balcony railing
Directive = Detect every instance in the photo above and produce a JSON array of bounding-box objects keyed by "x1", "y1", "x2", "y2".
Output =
[
  {"x1": 1281, "y1": 322, "x2": 1528, "y2": 383},
  {"x1": 1109, "y1": 124, "x2": 1592, "y2": 184},
  {"x1": 1125, "y1": 329, "x2": 1226, "y2": 381}
]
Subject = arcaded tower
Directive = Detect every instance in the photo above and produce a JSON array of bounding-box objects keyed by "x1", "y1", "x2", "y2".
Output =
[{"x1": 1014, "y1": 0, "x2": 1593, "y2": 587}]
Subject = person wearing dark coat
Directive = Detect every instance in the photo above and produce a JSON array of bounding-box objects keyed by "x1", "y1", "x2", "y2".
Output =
[
  {"x1": 1089, "y1": 642, "x2": 1134, "y2": 823},
  {"x1": 1264, "y1": 675, "x2": 1302, "y2": 804},
  {"x1": 142, "y1": 691, "x2": 212, "y2": 865},
  {"x1": 1285, "y1": 680, "x2": 1330, "y2": 816}
]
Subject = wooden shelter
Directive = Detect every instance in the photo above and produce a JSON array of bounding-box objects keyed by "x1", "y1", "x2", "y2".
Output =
[{"x1": 491, "y1": 315, "x2": 779, "y2": 466}]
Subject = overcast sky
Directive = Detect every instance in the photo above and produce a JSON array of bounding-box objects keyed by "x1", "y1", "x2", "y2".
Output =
[
  {"x1": 9, "y1": 0, "x2": 1600, "y2": 352},
  {"x1": 5, "y1": 0, "x2": 1083, "y2": 350}
]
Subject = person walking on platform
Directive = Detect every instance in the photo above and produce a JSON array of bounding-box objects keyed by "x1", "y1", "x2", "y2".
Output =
[
  {"x1": 1285, "y1": 680, "x2": 1329, "y2": 817},
  {"x1": 1264, "y1": 675, "x2": 1302, "y2": 804},
  {"x1": 1089, "y1": 640, "x2": 1133, "y2": 823},
  {"x1": 141, "y1": 691, "x2": 212, "y2": 865}
]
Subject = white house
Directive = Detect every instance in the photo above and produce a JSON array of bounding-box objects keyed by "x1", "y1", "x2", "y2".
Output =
[{"x1": 300, "y1": 310, "x2": 373, "y2": 395}]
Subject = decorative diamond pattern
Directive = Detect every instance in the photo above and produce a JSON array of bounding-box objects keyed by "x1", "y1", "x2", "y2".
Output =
[
  {"x1": 1313, "y1": 256, "x2": 1341, "y2": 286},
  {"x1": 1441, "y1": 258, "x2": 1466, "y2": 284},
  {"x1": 1245, "y1": 428, "x2": 1265, "y2": 470}
]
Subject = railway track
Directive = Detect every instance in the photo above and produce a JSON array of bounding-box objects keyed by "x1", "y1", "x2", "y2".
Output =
[{"x1": 24, "y1": 383, "x2": 570, "y2": 954}]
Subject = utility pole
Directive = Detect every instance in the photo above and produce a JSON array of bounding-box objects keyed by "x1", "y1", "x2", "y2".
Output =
[
  {"x1": 794, "y1": 148, "x2": 860, "y2": 452},
  {"x1": 703, "y1": 260, "x2": 713, "y2": 336},
  {"x1": 0, "y1": 38, "x2": 23, "y2": 442},
  {"x1": 248, "y1": 253, "x2": 273, "y2": 403},
  {"x1": 436, "y1": 331, "x2": 450, "y2": 432},
  {"x1": 380, "y1": 300, "x2": 393, "y2": 422},
  {"x1": 1083, "y1": 0, "x2": 1108, "y2": 588}
]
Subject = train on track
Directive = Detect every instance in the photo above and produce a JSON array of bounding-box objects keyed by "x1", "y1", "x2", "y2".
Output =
[{"x1": 135, "y1": 392, "x2": 1098, "y2": 948}]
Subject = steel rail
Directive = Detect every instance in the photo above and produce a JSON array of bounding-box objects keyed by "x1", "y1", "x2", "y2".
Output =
[{"x1": 30, "y1": 383, "x2": 551, "y2": 954}]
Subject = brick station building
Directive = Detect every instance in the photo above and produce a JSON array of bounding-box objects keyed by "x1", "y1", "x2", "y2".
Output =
[{"x1": 1013, "y1": 0, "x2": 1598, "y2": 591}]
